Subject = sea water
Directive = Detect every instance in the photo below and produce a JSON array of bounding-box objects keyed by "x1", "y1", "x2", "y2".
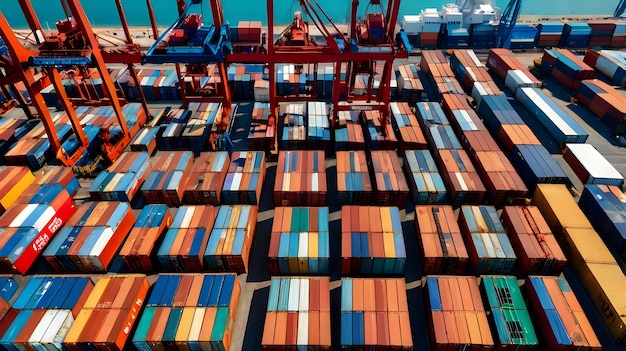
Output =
[{"x1": 0, "y1": 0, "x2": 617, "y2": 30}]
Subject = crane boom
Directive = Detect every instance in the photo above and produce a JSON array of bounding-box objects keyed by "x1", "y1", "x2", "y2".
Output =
[{"x1": 495, "y1": 0, "x2": 523, "y2": 48}]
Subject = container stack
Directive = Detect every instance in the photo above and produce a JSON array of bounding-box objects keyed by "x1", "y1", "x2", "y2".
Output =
[
  {"x1": 575, "y1": 79, "x2": 626, "y2": 135},
  {"x1": 500, "y1": 206, "x2": 566, "y2": 275},
  {"x1": 5, "y1": 119, "x2": 72, "y2": 170},
  {"x1": 471, "y1": 81, "x2": 504, "y2": 107},
  {"x1": 248, "y1": 102, "x2": 276, "y2": 152},
  {"x1": 458, "y1": 205, "x2": 516, "y2": 274},
  {"x1": 141, "y1": 151, "x2": 194, "y2": 207},
  {"x1": 404, "y1": 150, "x2": 447, "y2": 204},
  {"x1": 157, "y1": 205, "x2": 217, "y2": 272},
  {"x1": 395, "y1": 64, "x2": 425, "y2": 103},
  {"x1": 578, "y1": 184, "x2": 626, "y2": 263},
  {"x1": 535, "y1": 22, "x2": 565, "y2": 47},
  {"x1": 509, "y1": 24, "x2": 538, "y2": 50},
  {"x1": 64, "y1": 275, "x2": 149, "y2": 351},
  {"x1": 204, "y1": 205, "x2": 258, "y2": 273},
  {"x1": 390, "y1": 102, "x2": 427, "y2": 151},
  {"x1": 449, "y1": 49, "x2": 501, "y2": 94},
  {"x1": 89, "y1": 151, "x2": 152, "y2": 202},
  {"x1": 183, "y1": 151, "x2": 230, "y2": 205},
  {"x1": 480, "y1": 276, "x2": 538, "y2": 349},
  {"x1": 0, "y1": 276, "x2": 94, "y2": 351},
  {"x1": 611, "y1": 20, "x2": 626, "y2": 47},
  {"x1": 540, "y1": 49, "x2": 595, "y2": 90},
  {"x1": 35, "y1": 166, "x2": 80, "y2": 197},
  {"x1": 307, "y1": 102, "x2": 331, "y2": 149},
  {"x1": 515, "y1": 87, "x2": 588, "y2": 146},
  {"x1": 425, "y1": 275, "x2": 494, "y2": 351},
  {"x1": 133, "y1": 273, "x2": 240, "y2": 351},
  {"x1": 563, "y1": 143, "x2": 624, "y2": 186},
  {"x1": 274, "y1": 150, "x2": 327, "y2": 206},
  {"x1": 157, "y1": 109, "x2": 191, "y2": 150},
  {"x1": 360, "y1": 110, "x2": 397, "y2": 150},
  {"x1": 369, "y1": 150, "x2": 409, "y2": 206},
  {"x1": 336, "y1": 151, "x2": 373, "y2": 205},
  {"x1": 262, "y1": 277, "x2": 331, "y2": 350},
  {"x1": 420, "y1": 50, "x2": 465, "y2": 101},
  {"x1": 415, "y1": 205, "x2": 468, "y2": 274},
  {"x1": 0, "y1": 116, "x2": 29, "y2": 162},
  {"x1": 341, "y1": 206, "x2": 405, "y2": 275},
  {"x1": 469, "y1": 23, "x2": 496, "y2": 49},
  {"x1": 583, "y1": 50, "x2": 626, "y2": 86},
  {"x1": 43, "y1": 201, "x2": 135, "y2": 272},
  {"x1": 182, "y1": 103, "x2": 223, "y2": 155},
  {"x1": 533, "y1": 184, "x2": 626, "y2": 343},
  {"x1": 227, "y1": 64, "x2": 263, "y2": 99},
  {"x1": 525, "y1": 276, "x2": 602, "y2": 351},
  {"x1": 0, "y1": 185, "x2": 75, "y2": 274},
  {"x1": 119, "y1": 204, "x2": 173, "y2": 272},
  {"x1": 486, "y1": 49, "x2": 542, "y2": 87},
  {"x1": 281, "y1": 103, "x2": 306, "y2": 149},
  {"x1": 130, "y1": 127, "x2": 159, "y2": 155},
  {"x1": 340, "y1": 278, "x2": 412, "y2": 350},
  {"x1": 268, "y1": 207, "x2": 330, "y2": 274},
  {"x1": 0, "y1": 166, "x2": 35, "y2": 214},
  {"x1": 335, "y1": 110, "x2": 365, "y2": 151},
  {"x1": 504, "y1": 70, "x2": 541, "y2": 95},
  {"x1": 442, "y1": 93, "x2": 528, "y2": 205},
  {"x1": 222, "y1": 151, "x2": 266, "y2": 205},
  {"x1": 561, "y1": 22, "x2": 592, "y2": 48}
]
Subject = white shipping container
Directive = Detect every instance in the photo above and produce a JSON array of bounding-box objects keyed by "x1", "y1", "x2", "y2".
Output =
[
  {"x1": 596, "y1": 54, "x2": 620, "y2": 80},
  {"x1": 565, "y1": 143, "x2": 624, "y2": 186},
  {"x1": 505, "y1": 70, "x2": 539, "y2": 94}
]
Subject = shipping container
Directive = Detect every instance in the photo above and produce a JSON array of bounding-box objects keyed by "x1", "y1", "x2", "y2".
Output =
[
  {"x1": 584, "y1": 50, "x2": 626, "y2": 86},
  {"x1": 509, "y1": 144, "x2": 569, "y2": 192},
  {"x1": 480, "y1": 276, "x2": 538, "y2": 349},
  {"x1": 487, "y1": 49, "x2": 542, "y2": 88},
  {"x1": 500, "y1": 206, "x2": 566, "y2": 275},
  {"x1": 563, "y1": 143, "x2": 624, "y2": 187},
  {"x1": 248, "y1": 102, "x2": 276, "y2": 152},
  {"x1": 471, "y1": 81, "x2": 504, "y2": 107},
  {"x1": 458, "y1": 206, "x2": 516, "y2": 274},
  {"x1": 369, "y1": 150, "x2": 409, "y2": 207},
  {"x1": 222, "y1": 151, "x2": 265, "y2": 205},
  {"x1": 274, "y1": 150, "x2": 327, "y2": 206},
  {"x1": 360, "y1": 110, "x2": 398, "y2": 150},
  {"x1": 414, "y1": 205, "x2": 468, "y2": 274},
  {"x1": 395, "y1": 64, "x2": 425, "y2": 103},
  {"x1": 536, "y1": 22, "x2": 565, "y2": 47},
  {"x1": 336, "y1": 151, "x2": 372, "y2": 205},
  {"x1": 183, "y1": 151, "x2": 230, "y2": 205},
  {"x1": 205, "y1": 205, "x2": 258, "y2": 273},
  {"x1": 541, "y1": 49, "x2": 595, "y2": 91},
  {"x1": 335, "y1": 111, "x2": 366, "y2": 151},
  {"x1": 525, "y1": 276, "x2": 602, "y2": 351},
  {"x1": 263, "y1": 277, "x2": 331, "y2": 350},
  {"x1": 476, "y1": 94, "x2": 525, "y2": 136},
  {"x1": 89, "y1": 151, "x2": 152, "y2": 202},
  {"x1": 141, "y1": 151, "x2": 194, "y2": 207},
  {"x1": 0, "y1": 167, "x2": 35, "y2": 214},
  {"x1": 576, "y1": 79, "x2": 626, "y2": 135},
  {"x1": 510, "y1": 24, "x2": 538, "y2": 50},
  {"x1": 64, "y1": 275, "x2": 149, "y2": 351},
  {"x1": 268, "y1": 207, "x2": 330, "y2": 275},
  {"x1": 425, "y1": 275, "x2": 494, "y2": 350},
  {"x1": 280, "y1": 102, "x2": 331, "y2": 150},
  {"x1": 130, "y1": 127, "x2": 159, "y2": 155},
  {"x1": 42, "y1": 201, "x2": 135, "y2": 272},
  {"x1": 435, "y1": 148, "x2": 486, "y2": 207},
  {"x1": 497, "y1": 125, "x2": 541, "y2": 154},
  {"x1": 341, "y1": 278, "x2": 412, "y2": 350},
  {"x1": 134, "y1": 273, "x2": 240, "y2": 351},
  {"x1": 341, "y1": 206, "x2": 406, "y2": 275},
  {"x1": 561, "y1": 23, "x2": 592, "y2": 48},
  {"x1": 404, "y1": 150, "x2": 447, "y2": 204},
  {"x1": 390, "y1": 102, "x2": 428, "y2": 151},
  {"x1": 119, "y1": 205, "x2": 173, "y2": 272},
  {"x1": 35, "y1": 166, "x2": 80, "y2": 197},
  {"x1": 505, "y1": 70, "x2": 541, "y2": 95}
]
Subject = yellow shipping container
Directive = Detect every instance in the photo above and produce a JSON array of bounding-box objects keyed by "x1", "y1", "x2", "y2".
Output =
[
  {"x1": 0, "y1": 167, "x2": 35, "y2": 212},
  {"x1": 580, "y1": 262, "x2": 626, "y2": 343},
  {"x1": 532, "y1": 184, "x2": 593, "y2": 236},
  {"x1": 560, "y1": 227, "x2": 617, "y2": 274}
]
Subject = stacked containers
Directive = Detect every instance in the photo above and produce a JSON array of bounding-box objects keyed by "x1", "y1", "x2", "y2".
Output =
[
  {"x1": 133, "y1": 274, "x2": 240, "y2": 351},
  {"x1": 469, "y1": 23, "x2": 496, "y2": 49},
  {"x1": 281, "y1": 103, "x2": 306, "y2": 150},
  {"x1": 158, "y1": 109, "x2": 191, "y2": 150},
  {"x1": 525, "y1": 276, "x2": 602, "y2": 350},
  {"x1": 0, "y1": 166, "x2": 35, "y2": 214},
  {"x1": 268, "y1": 207, "x2": 330, "y2": 274},
  {"x1": 89, "y1": 151, "x2": 152, "y2": 202},
  {"x1": 583, "y1": 50, "x2": 626, "y2": 86},
  {"x1": 42, "y1": 201, "x2": 135, "y2": 272},
  {"x1": 449, "y1": 49, "x2": 501, "y2": 94},
  {"x1": 262, "y1": 277, "x2": 331, "y2": 350},
  {"x1": 119, "y1": 205, "x2": 173, "y2": 272},
  {"x1": 274, "y1": 150, "x2": 327, "y2": 206},
  {"x1": 425, "y1": 276, "x2": 494, "y2": 350},
  {"x1": 561, "y1": 23, "x2": 592, "y2": 48},
  {"x1": 4, "y1": 119, "x2": 72, "y2": 170},
  {"x1": 416, "y1": 101, "x2": 486, "y2": 207},
  {"x1": 222, "y1": 151, "x2": 266, "y2": 205},
  {"x1": 540, "y1": 49, "x2": 595, "y2": 90},
  {"x1": 335, "y1": 111, "x2": 365, "y2": 150},
  {"x1": 414, "y1": 205, "x2": 468, "y2": 274},
  {"x1": 248, "y1": 102, "x2": 276, "y2": 152},
  {"x1": 0, "y1": 276, "x2": 94, "y2": 351},
  {"x1": 563, "y1": 143, "x2": 624, "y2": 186},
  {"x1": 500, "y1": 206, "x2": 566, "y2": 275},
  {"x1": 504, "y1": 70, "x2": 541, "y2": 95},
  {"x1": 341, "y1": 206, "x2": 406, "y2": 275},
  {"x1": 442, "y1": 93, "x2": 528, "y2": 205},
  {"x1": 141, "y1": 151, "x2": 194, "y2": 207},
  {"x1": 130, "y1": 127, "x2": 159, "y2": 155},
  {"x1": 578, "y1": 185, "x2": 626, "y2": 264},
  {"x1": 64, "y1": 275, "x2": 149, "y2": 351},
  {"x1": 611, "y1": 20, "x2": 626, "y2": 47},
  {"x1": 480, "y1": 276, "x2": 538, "y2": 349},
  {"x1": 0, "y1": 185, "x2": 76, "y2": 274},
  {"x1": 340, "y1": 278, "x2": 412, "y2": 350},
  {"x1": 395, "y1": 64, "x2": 425, "y2": 103},
  {"x1": 183, "y1": 151, "x2": 230, "y2": 205},
  {"x1": 509, "y1": 24, "x2": 538, "y2": 50},
  {"x1": 458, "y1": 206, "x2": 516, "y2": 274},
  {"x1": 182, "y1": 103, "x2": 223, "y2": 155},
  {"x1": 360, "y1": 111, "x2": 397, "y2": 150},
  {"x1": 369, "y1": 150, "x2": 409, "y2": 207},
  {"x1": 471, "y1": 81, "x2": 504, "y2": 107},
  {"x1": 535, "y1": 22, "x2": 565, "y2": 47},
  {"x1": 533, "y1": 184, "x2": 626, "y2": 343},
  {"x1": 420, "y1": 50, "x2": 465, "y2": 101},
  {"x1": 35, "y1": 166, "x2": 80, "y2": 197},
  {"x1": 588, "y1": 20, "x2": 617, "y2": 47},
  {"x1": 486, "y1": 49, "x2": 542, "y2": 87},
  {"x1": 307, "y1": 102, "x2": 331, "y2": 150},
  {"x1": 336, "y1": 151, "x2": 373, "y2": 205},
  {"x1": 227, "y1": 64, "x2": 263, "y2": 99},
  {"x1": 390, "y1": 102, "x2": 428, "y2": 151},
  {"x1": 419, "y1": 9, "x2": 442, "y2": 48},
  {"x1": 157, "y1": 206, "x2": 217, "y2": 272},
  {"x1": 515, "y1": 87, "x2": 588, "y2": 146},
  {"x1": 575, "y1": 79, "x2": 626, "y2": 134},
  {"x1": 204, "y1": 205, "x2": 258, "y2": 273},
  {"x1": 404, "y1": 150, "x2": 447, "y2": 204}
]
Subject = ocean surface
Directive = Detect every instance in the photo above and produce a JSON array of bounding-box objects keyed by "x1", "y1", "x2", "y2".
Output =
[{"x1": 0, "y1": 0, "x2": 618, "y2": 30}]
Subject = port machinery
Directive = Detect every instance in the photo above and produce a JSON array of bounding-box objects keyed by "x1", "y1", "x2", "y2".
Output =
[{"x1": 495, "y1": 0, "x2": 523, "y2": 48}]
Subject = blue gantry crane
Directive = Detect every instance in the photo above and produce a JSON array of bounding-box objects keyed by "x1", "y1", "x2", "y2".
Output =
[
  {"x1": 615, "y1": 0, "x2": 626, "y2": 17},
  {"x1": 495, "y1": 0, "x2": 523, "y2": 48}
]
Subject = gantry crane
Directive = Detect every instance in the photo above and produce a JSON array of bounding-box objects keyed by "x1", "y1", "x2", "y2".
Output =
[
  {"x1": 495, "y1": 0, "x2": 523, "y2": 48},
  {"x1": 616, "y1": 0, "x2": 626, "y2": 18}
]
